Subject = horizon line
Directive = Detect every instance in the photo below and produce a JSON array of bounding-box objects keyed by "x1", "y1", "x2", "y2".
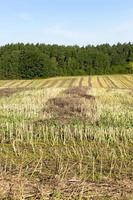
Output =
[{"x1": 0, "y1": 41, "x2": 132, "y2": 48}]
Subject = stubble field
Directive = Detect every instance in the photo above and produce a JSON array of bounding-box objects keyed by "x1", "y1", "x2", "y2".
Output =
[{"x1": 0, "y1": 75, "x2": 133, "y2": 199}]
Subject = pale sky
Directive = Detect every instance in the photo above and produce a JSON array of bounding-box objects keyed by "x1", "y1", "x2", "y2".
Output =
[{"x1": 0, "y1": 0, "x2": 133, "y2": 46}]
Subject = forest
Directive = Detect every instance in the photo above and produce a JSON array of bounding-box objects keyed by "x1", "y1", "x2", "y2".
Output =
[{"x1": 0, "y1": 42, "x2": 133, "y2": 79}]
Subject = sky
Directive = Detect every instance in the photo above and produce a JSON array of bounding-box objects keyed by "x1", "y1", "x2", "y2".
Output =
[{"x1": 0, "y1": 0, "x2": 133, "y2": 46}]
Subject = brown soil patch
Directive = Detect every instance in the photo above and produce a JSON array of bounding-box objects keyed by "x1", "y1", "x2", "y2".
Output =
[
  {"x1": 64, "y1": 86, "x2": 88, "y2": 96},
  {"x1": 0, "y1": 88, "x2": 32, "y2": 97},
  {"x1": 0, "y1": 174, "x2": 132, "y2": 199},
  {"x1": 0, "y1": 175, "x2": 39, "y2": 199},
  {"x1": 42, "y1": 87, "x2": 98, "y2": 124}
]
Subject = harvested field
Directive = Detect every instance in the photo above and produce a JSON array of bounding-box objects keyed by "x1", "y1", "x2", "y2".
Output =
[
  {"x1": 0, "y1": 87, "x2": 31, "y2": 97},
  {"x1": 0, "y1": 75, "x2": 132, "y2": 90},
  {"x1": 0, "y1": 174, "x2": 132, "y2": 199},
  {"x1": 0, "y1": 75, "x2": 133, "y2": 199}
]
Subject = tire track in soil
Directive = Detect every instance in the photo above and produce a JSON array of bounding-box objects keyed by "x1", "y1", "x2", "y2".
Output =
[
  {"x1": 79, "y1": 78, "x2": 83, "y2": 87},
  {"x1": 24, "y1": 80, "x2": 35, "y2": 88},
  {"x1": 88, "y1": 76, "x2": 92, "y2": 88},
  {"x1": 122, "y1": 75, "x2": 133, "y2": 86},
  {"x1": 2, "y1": 81, "x2": 17, "y2": 88},
  {"x1": 118, "y1": 77, "x2": 132, "y2": 89},
  {"x1": 47, "y1": 80, "x2": 59, "y2": 88},
  {"x1": 102, "y1": 77, "x2": 111, "y2": 88},
  {"x1": 69, "y1": 79, "x2": 76, "y2": 88},
  {"x1": 39, "y1": 80, "x2": 50, "y2": 88},
  {"x1": 57, "y1": 79, "x2": 67, "y2": 88},
  {"x1": 106, "y1": 76, "x2": 133, "y2": 90},
  {"x1": 103, "y1": 76, "x2": 119, "y2": 89},
  {"x1": 97, "y1": 77, "x2": 104, "y2": 88},
  {"x1": 107, "y1": 76, "x2": 119, "y2": 89},
  {"x1": 12, "y1": 80, "x2": 27, "y2": 88}
]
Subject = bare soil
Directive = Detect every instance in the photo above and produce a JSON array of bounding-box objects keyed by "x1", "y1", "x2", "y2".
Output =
[
  {"x1": 0, "y1": 174, "x2": 132, "y2": 199},
  {"x1": 42, "y1": 87, "x2": 98, "y2": 124}
]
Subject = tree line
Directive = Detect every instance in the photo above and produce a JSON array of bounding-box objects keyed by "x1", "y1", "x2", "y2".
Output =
[{"x1": 0, "y1": 43, "x2": 133, "y2": 79}]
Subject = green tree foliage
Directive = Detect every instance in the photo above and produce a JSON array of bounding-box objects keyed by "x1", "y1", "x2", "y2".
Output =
[
  {"x1": 0, "y1": 50, "x2": 20, "y2": 79},
  {"x1": 0, "y1": 43, "x2": 132, "y2": 79},
  {"x1": 19, "y1": 47, "x2": 46, "y2": 79}
]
